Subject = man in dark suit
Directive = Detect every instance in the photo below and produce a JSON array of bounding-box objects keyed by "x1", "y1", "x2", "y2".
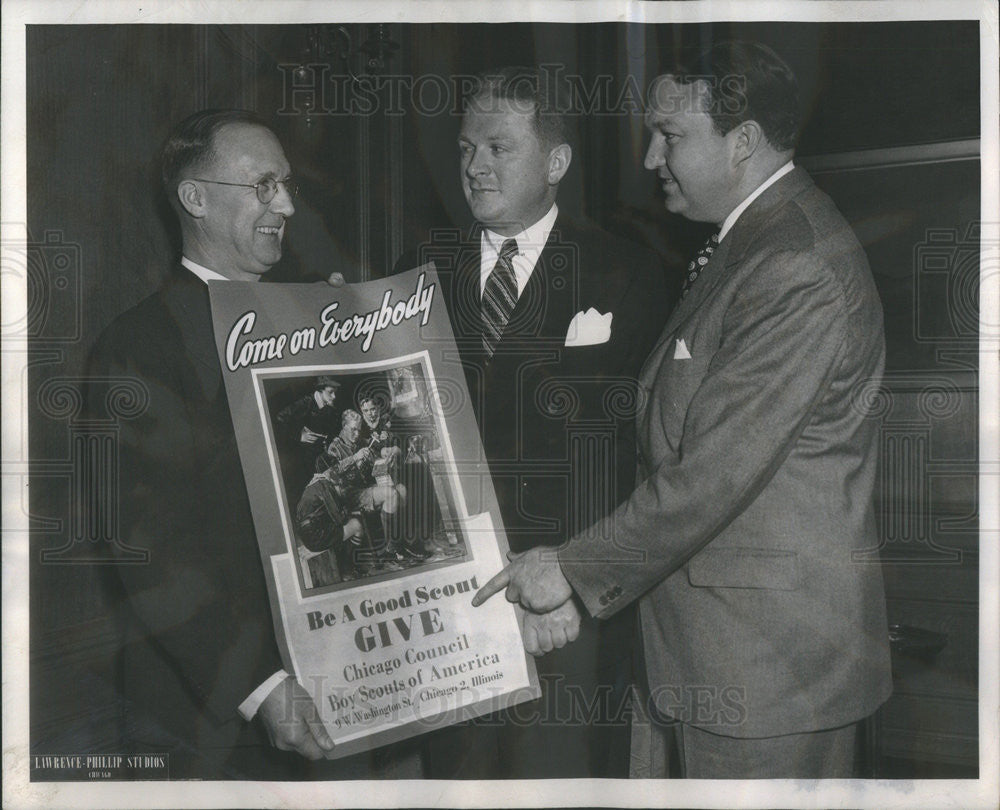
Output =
[
  {"x1": 475, "y1": 42, "x2": 893, "y2": 778},
  {"x1": 87, "y1": 109, "x2": 368, "y2": 778},
  {"x1": 275, "y1": 376, "x2": 341, "y2": 500},
  {"x1": 276, "y1": 376, "x2": 341, "y2": 454},
  {"x1": 398, "y1": 66, "x2": 669, "y2": 778}
]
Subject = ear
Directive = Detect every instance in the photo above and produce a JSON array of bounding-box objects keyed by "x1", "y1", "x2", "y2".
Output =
[
  {"x1": 546, "y1": 143, "x2": 572, "y2": 185},
  {"x1": 176, "y1": 179, "x2": 208, "y2": 218},
  {"x1": 731, "y1": 120, "x2": 764, "y2": 165}
]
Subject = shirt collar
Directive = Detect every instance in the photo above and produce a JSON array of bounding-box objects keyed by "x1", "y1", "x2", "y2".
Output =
[
  {"x1": 181, "y1": 255, "x2": 230, "y2": 283},
  {"x1": 479, "y1": 203, "x2": 559, "y2": 297},
  {"x1": 718, "y1": 161, "x2": 795, "y2": 242}
]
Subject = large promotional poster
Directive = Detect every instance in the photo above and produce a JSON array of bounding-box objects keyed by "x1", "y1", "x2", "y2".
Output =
[{"x1": 208, "y1": 265, "x2": 539, "y2": 757}]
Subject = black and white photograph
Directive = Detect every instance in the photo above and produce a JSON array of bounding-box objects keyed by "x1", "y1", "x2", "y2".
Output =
[
  {"x1": 2, "y1": 1, "x2": 997, "y2": 808},
  {"x1": 260, "y1": 362, "x2": 469, "y2": 594}
]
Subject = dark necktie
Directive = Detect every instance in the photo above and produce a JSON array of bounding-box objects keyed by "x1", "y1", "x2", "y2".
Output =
[
  {"x1": 680, "y1": 231, "x2": 720, "y2": 299},
  {"x1": 481, "y1": 238, "x2": 519, "y2": 356}
]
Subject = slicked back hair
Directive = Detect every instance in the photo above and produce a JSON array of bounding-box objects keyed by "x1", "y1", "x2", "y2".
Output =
[
  {"x1": 160, "y1": 109, "x2": 269, "y2": 207},
  {"x1": 668, "y1": 41, "x2": 800, "y2": 151},
  {"x1": 464, "y1": 66, "x2": 575, "y2": 150}
]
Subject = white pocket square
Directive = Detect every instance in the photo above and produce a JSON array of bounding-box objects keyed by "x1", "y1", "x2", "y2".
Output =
[
  {"x1": 565, "y1": 307, "x2": 612, "y2": 347},
  {"x1": 673, "y1": 338, "x2": 692, "y2": 360}
]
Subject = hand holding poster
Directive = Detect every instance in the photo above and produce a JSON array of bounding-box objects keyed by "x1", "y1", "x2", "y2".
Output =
[{"x1": 208, "y1": 265, "x2": 539, "y2": 758}]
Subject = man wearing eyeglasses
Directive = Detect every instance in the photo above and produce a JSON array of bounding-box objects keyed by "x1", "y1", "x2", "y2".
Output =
[
  {"x1": 86, "y1": 110, "x2": 386, "y2": 779},
  {"x1": 176, "y1": 115, "x2": 297, "y2": 280}
]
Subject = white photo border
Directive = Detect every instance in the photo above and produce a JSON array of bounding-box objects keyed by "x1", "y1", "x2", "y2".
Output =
[{"x1": 3, "y1": 1, "x2": 997, "y2": 808}]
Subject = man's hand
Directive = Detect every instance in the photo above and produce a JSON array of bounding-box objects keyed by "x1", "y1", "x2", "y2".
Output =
[
  {"x1": 522, "y1": 599, "x2": 581, "y2": 657},
  {"x1": 257, "y1": 676, "x2": 334, "y2": 760},
  {"x1": 343, "y1": 517, "x2": 363, "y2": 541},
  {"x1": 472, "y1": 546, "x2": 573, "y2": 613},
  {"x1": 326, "y1": 272, "x2": 346, "y2": 286},
  {"x1": 300, "y1": 427, "x2": 324, "y2": 444},
  {"x1": 353, "y1": 447, "x2": 374, "y2": 464}
]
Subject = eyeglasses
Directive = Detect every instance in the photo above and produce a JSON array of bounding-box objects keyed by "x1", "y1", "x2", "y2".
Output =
[{"x1": 192, "y1": 177, "x2": 298, "y2": 204}]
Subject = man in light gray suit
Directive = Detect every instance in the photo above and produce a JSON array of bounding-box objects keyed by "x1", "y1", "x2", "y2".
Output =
[{"x1": 475, "y1": 41, "x2": 892, "y2": 778}]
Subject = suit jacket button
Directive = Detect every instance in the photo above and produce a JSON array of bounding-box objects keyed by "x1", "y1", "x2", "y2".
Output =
[
  {"x1": 599, "y1": 595, "x2": 608, "y2": 606},
  {"x1": 613, "y1": 586, "x2": 622, "y2": 596}
]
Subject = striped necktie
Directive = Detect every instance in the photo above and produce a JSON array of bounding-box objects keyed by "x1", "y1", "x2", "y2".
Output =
[
  {"x1": 680, "y1": 231, "x2": 720, "y2": 299},
  {"x1": 481, "y1": 238, "x2": 519, "y2": 356}
]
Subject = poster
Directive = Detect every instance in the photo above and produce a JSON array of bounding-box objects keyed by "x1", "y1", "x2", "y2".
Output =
[{"x1": 207, "y1": 265, "x2": 539, "y2": 757}]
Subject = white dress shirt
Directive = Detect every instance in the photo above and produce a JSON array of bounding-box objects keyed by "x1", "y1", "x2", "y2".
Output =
[
  {"x1": 181, "y1": 255, "x2": 291, "y2": 720},
  {"x1": 479, "y1": 203, "x2": 559, "y2": 300},
  {"x1": 180, "y1": 255, "x2": 229, "y2": 283},
  {"x1": 718, "y1": 161, "x2": 795, "y2": 242}
]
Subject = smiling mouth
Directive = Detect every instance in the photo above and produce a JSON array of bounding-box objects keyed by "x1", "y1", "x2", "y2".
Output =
[{"x1": 256, "y1": 224, "x2": 283, "y2": 236}]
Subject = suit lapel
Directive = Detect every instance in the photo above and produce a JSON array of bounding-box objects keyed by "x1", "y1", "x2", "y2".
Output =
[
  {"x1": 458, "y1": 217, "x2": 577, "y2": 348},
  {"x1": 503, "y1": 217, "x2": 577, "y2": 345},
  {"x1": 641, "y1": 236, "x2": 732, "y2": 381},
  {"x1": 638, "y1": 168, "x2": 815, "y2": 419},
  {"x1": 448, "y1": 237, "x2": 486, "y2": 348},
  {"x1": 656, "y1": 236, "x2": 734, "y2": 342},
  {"x1": 465, "y1": 218, "x2": 577, "y2": 422},
  {"x1": 647, "y1": 167, "x2": 815, "y2": 358},
  {"x1": 161, "y1": 269, "x2": 223, "y2": 404},
  {"x1": 503, "y1": 250, "x2": 557, "y2": 342}
]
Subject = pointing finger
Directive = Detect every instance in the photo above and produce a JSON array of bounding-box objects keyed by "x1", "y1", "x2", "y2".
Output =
[{"x1": 472, "y1": 566, "x2": 510, "y2": 606}]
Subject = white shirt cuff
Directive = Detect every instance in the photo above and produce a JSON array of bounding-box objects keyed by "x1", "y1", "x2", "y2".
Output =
[{"x1": 237, "y1": 670, "x2": 291, "y2": 721}]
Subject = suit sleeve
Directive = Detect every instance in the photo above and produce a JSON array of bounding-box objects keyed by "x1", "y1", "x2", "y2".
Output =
[
  {"x1": 559, "y1": 251, "x2": 850, "y2": 618},
  {"x1": 87, "y1": 329, "x2": 286, "y2": 724}
]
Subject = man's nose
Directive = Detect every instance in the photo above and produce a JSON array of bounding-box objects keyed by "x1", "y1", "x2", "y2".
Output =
[
  {"x1": 643, "y1": 137, "x2": 665, "y2": 171},
  {"x1": 465, "y1": 147, "x2": 491, "y2": 177},
  {"x1": 271, "y1": 182, "x2": 296, "y2": 217}
]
